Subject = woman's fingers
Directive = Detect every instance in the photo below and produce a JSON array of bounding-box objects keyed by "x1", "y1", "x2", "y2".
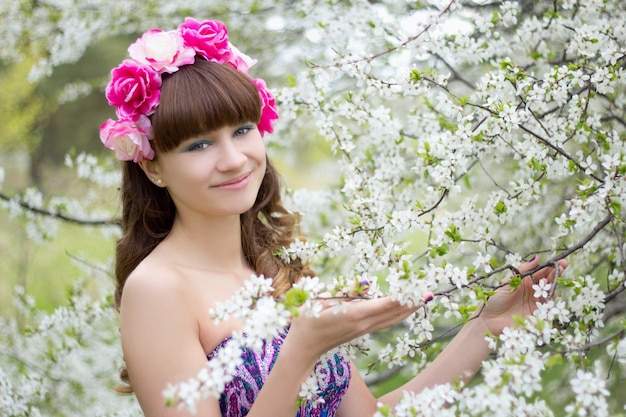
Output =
[
  {"x1": 501, "y1": 256, "x2": 568, "y2": 286},
  {"x1": 290, "y1": 296, "x2": 418, "y2": 357},
  {"x1": 531, "y1": 258, "x2": 568, "y2": 302},
  {"x1": 337, "y1": 296, "x2": 416, "y2": 330},
  {"x1": 325, "y1": 297, "x2": 416, "y2": 334},
  {"x1": 500, "y1": 256, "x2": 538, "y2": 285},
  {"x1": 530, "y1": 258, "x2": 568, "y2": 283}
]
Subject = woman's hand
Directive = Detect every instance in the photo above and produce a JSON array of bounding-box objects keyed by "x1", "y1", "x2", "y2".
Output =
[
  {"x1": 373, "y1": 258, "x2": 570, "y2": 407},
  {"x1": 476, "y1": 256, "x2": 568, "y2": 336},
  {"x1": 286, "y1": 295, "x2": 418, "y2": 361}
]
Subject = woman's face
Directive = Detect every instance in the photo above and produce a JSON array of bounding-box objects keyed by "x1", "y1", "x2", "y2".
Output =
[{"x1": 149, "y1": 123, "x2": 267, "y2": 219}]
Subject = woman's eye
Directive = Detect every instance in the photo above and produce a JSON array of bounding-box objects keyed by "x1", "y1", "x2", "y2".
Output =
[
  {"x1": 185, "y1": 141, "x2": 211, "y2": 152},
  {"x1": 234, "y1": 125, "x2": 254, "y2": 137}
]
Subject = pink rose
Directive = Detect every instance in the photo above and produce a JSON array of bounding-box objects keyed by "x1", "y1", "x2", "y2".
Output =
[
  {"x1": 227, "y1": 43, "x2": 257, "y2": 75},
  {"x1": 178, "y1": 18, "x2": 232, "y2": 63},
  {"x1": 128, "y1": 29, "x2": 196, "y2": 73},
  {"x1": 100, "y1": 116, "x2": 154, "y2": 162},
  {"x1": 105, "y1": 60, "x2": 162, "y2": 120},
  {"x1": 253, "y1": 78, "x2": 279, "y2": 136}
]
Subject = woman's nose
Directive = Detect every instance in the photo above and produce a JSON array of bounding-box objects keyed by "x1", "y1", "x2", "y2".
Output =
[{"x1": 216, "y1": 139, "x2": 247, "y2": 171}]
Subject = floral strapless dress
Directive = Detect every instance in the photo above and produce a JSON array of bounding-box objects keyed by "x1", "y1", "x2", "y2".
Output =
[{"x1": 208, "y1": 329, "x2": 351, "y2": 417}]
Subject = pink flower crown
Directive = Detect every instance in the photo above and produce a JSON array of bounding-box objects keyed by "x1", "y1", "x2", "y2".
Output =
[{"x1": 99, "y1": 18, "x2": 279, "y2": 163}]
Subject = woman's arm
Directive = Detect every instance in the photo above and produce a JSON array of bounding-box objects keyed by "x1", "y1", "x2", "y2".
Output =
[
  {"x1": 335, "y1": 318, "x2": 492, "y2": 416},
  {"x1": 120, "y1": 268, "x2": 223, "y2": 417},
  {"x1": 337, "y1": 257, "x2": 568, "y2": 415}
]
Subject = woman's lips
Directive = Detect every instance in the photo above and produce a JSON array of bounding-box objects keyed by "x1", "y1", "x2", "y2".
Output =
[{"x1": 213, "y1": 172, "x2": 251, "y2": 189}]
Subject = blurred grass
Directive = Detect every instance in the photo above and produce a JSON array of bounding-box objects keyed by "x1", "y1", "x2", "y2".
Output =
[
  {"x1": 0, "y1": 152, "x2": 117, "y2": 316},
  {"x1": 0, "y1": 209, "x2": 115, "y2": 315}
]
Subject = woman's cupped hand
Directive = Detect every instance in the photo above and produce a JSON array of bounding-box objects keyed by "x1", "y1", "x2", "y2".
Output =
[
  {"x1": 287, "y1": 292, "x2": 418, "y2": 361},
  {"x1": 476, "y1": 256, "x2": 569, "y2": 336}
]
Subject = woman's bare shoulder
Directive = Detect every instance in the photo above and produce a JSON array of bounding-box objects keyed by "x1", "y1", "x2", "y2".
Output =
[
  {"x1": 118, "y1": 250, "x2": 229, "y2": 326},
  {"x1": 126, "y1": 253, "x2": 182, "y2": 290},
  {"x1": 119, "y1": 246, "x2": 246, "y2": 351},
  {"x1": 118, "y1": 252, "x2": 192, "y2": 323}
]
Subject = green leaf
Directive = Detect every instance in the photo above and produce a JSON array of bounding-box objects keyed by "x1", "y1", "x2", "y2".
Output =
[
  {"x1": 409, "y1": 69, "x2": 421, "y2": 83},
  {"x1": 609, "y1": 200, "x2": 622, "y2": 214},
  {"x1": 457, "y1": 95, "x2": 470, "y2": 105},
  {"x1": 283, "y1": 287, "x2": 308, "y2": 309},
  {"x1": 444, "y1": 224, "x2": 461, "y2": 242},
  {"x1": 546, "y1": 353, "x2": 564, "y2": 368},
  {"x1": 459, "y1": 304, "x2": 477, "y2": 321},
  {"x1": 530, "y1": 50, "x2": 543, "y2": 60},
  {"x1": 491, "y1": 10, "x2": 500, "y2": 25},
  {"x1": 528, "y1": 157, "x2": 547, "y2": 172},
  {"x1": 430, "y1": 243, "x2": 449, "y2": 257},
  {"x1": 508, "y1": 275, "x2": 522, "y2": 289},
  {"x1": 377, "y1": 403, "x2": 391, "y2": 417},
  {"x1": 512, "y1": 314, "x2": 525, "y2": 327},
  {"x1": 494, "y1": 200, "x2": 507, "y2": 215}
]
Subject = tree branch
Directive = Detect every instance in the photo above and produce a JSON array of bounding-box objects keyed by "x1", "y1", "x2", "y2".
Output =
[{"x1": 0, "y1": 191, "x2": 120, "y2": 227}]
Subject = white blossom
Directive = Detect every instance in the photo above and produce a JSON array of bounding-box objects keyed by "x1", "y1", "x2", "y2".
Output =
[{"x1": 2, "y1": 0, "x2": 626, "y2": 415}]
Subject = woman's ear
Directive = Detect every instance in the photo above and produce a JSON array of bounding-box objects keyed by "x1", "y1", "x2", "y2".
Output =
[{"x1": 139, "y1": 160, "x2": 166, "y2": 187}]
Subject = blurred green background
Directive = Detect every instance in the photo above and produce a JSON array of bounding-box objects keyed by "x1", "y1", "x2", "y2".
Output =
[{"x1": 0, "y1": 37, "x2": 126, "y2": 314}]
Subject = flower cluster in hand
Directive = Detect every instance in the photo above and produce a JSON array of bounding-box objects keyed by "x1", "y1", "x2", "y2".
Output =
[{"x1": 99, "y1": 18, "x2": 279, "y2": 162}]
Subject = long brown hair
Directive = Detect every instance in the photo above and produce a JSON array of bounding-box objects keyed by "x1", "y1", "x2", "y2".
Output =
[{"x1": 114, "y1": 58, "x2": 314, "y2": 392}]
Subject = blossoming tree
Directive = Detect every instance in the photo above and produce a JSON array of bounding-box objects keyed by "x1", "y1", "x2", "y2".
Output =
[{"x1": 1, "y1": 0, "x2": 625, "y2": 416}]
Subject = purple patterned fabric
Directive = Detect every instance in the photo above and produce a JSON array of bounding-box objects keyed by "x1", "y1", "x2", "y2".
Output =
[{"x1": 208, "y1": 329, "x2": 351, "y2": 417}]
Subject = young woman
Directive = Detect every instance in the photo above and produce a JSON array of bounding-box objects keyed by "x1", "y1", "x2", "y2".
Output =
[{"x1": 100, "y1": 18, "x2": 568, "y2": 417}]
